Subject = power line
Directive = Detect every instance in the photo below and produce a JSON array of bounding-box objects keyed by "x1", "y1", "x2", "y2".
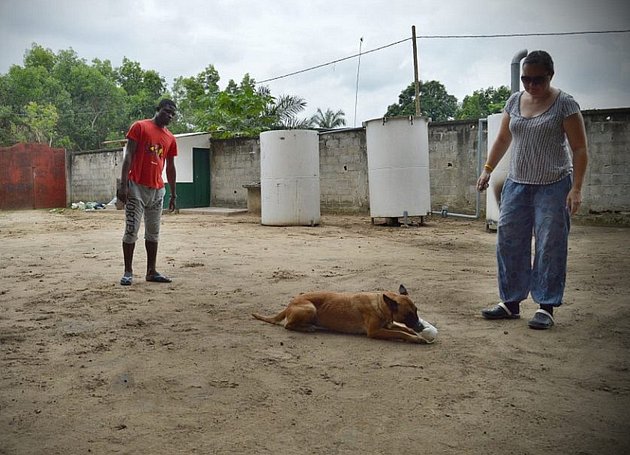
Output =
[
  {"x1": 417, "y1": 29, "x2": 630, "y2": 39},
  {"x1": 257, "y1": 37, "x2": 411, "y2": 83},
  {"x1": 257, "y1": 29, "x2": 630, "y2": 84}
]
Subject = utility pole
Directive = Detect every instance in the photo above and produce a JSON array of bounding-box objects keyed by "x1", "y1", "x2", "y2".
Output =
[
  {"x1": 412, "y1": 25, "x2": 421, "y2": 117},
  {"x1": 354, "y1": 37, "x2": 363, "y2": 127}
]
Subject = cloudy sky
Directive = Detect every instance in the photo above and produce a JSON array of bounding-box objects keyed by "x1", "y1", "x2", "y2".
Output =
[{"x1": 1, "y1": 0, "x2": 628, "y2": 125}]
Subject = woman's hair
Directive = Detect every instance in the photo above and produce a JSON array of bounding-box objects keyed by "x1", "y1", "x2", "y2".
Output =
[{"x1": 523, "y1": 50, "x2": 554, "y2": 75}]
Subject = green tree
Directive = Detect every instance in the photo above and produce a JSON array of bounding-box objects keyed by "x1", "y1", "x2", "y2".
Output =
[
  {"x1": 385, "y1": 80, "x2": 458, "y2": 122},
  {"x1": 51, "y1": 48, "x2": 127, "y2": 149},
  {"x1": 171, "y1": 67, "x2": 310, "y2": 137},
  {"x1": 263, "y1": 93, "x2": 309, "y2": 130},
  {"x1": 0, "y1": 44, "x2": 71, "y2": 146},
  {"x1": 0, "y1": 43, "x2": 313, "y2": 146},
  {"x1": 19, "y1": 101, "x2": 59, "y2": 145},
  {"x1": 456, "y1": 86, "x2": 511, "y2": 120},
  {"x1": 208, "y1": 75, "x2": 273, "y2": 137},
  {"x1": 171, "y1": 65, "x2": 221, "y2": 133},
  {"x1": 310, "y1": 108, "x2": 346, "y2": 128},
  {"x1": 116, "y1": 57, "x2": 166, "y2": 121}
]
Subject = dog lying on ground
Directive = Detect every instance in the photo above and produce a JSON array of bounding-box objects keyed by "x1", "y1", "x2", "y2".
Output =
[{"x1": 252, "y1": 284, "x2": 436, "y2": 344}]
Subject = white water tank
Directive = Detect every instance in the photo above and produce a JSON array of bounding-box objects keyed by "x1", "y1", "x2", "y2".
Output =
[
  {"x1": 365, "y1": 116, "x2": 431, "y2": 218},
  {"x1": 260, "y1": 130, "x2": 320, "y2": 226},
  {"x1": 485, "y1": 113, "x2": 511, "y2": 230}
]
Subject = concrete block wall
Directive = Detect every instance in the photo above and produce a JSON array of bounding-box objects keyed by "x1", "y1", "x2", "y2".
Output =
[
  {"x1": 68, "y1": 148, "x2": 122, "y2": 203},
  {"x1": 428, "y1": 120, "x2": 481, "y2": 215},
  {"x1": 210, "y1": 138, "x2": 260, "y2": 207},
  {"x1": 582, "y1": 108, "x2": 630, "y2": 213},
  {"x1": 66, "y1": 108, "x2": 630, "y2": 222},
  {"x1": 319, "y1": 129, "x2": 369, "y2": 213},
  {"x1": 210, "y1": 129, "x2": 370, "y2": 212}
]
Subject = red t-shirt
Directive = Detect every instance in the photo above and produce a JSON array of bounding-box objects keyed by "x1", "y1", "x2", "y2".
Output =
[{"x1": 126, "y1": 119, "x2": 178, "y2": 189}]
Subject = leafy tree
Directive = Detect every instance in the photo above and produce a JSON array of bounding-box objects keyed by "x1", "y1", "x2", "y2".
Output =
[
  {"x1": 208, "y1": 75, "x2": 273, "y2": 137},
  {"x1": 0, "y1": 44, "x2": 157, "y2": 149},
  {"x1": 19, "y1": 101, "x2": 59, "y2": 145},
  {"x1": 456, "y1": 86, "x2": 511, "y2": 120},
  {"x1": 23, "y1": 43, "x2": 56, "y2": 72},
  {"x1": 172, "y1": 67, "x2": 310, "y2": 137},
  {"x1": 171, "y1": 64, "x2": 221, "y2": 133},
  {"x1": 385, "y1": 80, "x2": 458, "y2": 122},
  {"x1": 310, "y1": 108, "x2": 346, "y2": 128},
  {"x1": 0, "y1": 44, "x2": 71, "y2": 146},
  {"x1": 0, "y1": 43, "x2": 314, "y2": 146},
  {"x1": 51, "y1": 48, "x2": 127, "y2": 149},
  {"x1": 115, "y1": 57, "x2": 166, "y2": 121}
]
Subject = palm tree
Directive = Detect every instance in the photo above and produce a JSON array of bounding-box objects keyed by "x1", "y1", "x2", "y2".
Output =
[
  {"x1": 260, "y1": 90, "x2": 310, "y2": 129},
  {"x1": 310, "y1": 108, "x2": 346, "y2": 129}
]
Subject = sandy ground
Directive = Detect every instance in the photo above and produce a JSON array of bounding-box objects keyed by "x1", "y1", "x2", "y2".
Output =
[{"x1": 1, "y1": 208, "x2": 629, "y2": 455}]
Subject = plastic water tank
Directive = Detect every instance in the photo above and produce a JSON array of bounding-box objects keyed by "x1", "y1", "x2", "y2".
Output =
[
  {"x1": 260, "y1": 130, "x2": 320, "y2": 226},
  {"x1": 485, "y1": 113, "x2": 511, "y2": 230},
  {"x1": 365, "y1": 116, "x2": 431, "y2": 218}
]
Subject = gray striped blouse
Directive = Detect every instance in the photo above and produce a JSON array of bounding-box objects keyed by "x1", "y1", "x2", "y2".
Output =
[{"x1": 504, "y1": 90, "x2": 581, "y2": 185}]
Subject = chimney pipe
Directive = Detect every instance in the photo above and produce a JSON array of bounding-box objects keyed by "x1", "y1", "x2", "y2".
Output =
[{"x1": 511, "y1": 49, "x2": 528, "y2": 93}]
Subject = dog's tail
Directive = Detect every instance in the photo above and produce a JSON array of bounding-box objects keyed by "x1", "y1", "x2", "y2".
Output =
[{"x1": 252, "y1": 309, "x2": 287, "y2": 326}]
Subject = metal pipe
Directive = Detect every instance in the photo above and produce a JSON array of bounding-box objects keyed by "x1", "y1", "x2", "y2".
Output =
[{"x1": 511, "y1": 49, "x2": 528, "y2": 93}]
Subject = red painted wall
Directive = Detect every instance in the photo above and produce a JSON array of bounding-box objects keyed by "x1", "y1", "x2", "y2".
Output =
[{"x1": 0, "y1": 143, "x2": 67, "y2": 210}]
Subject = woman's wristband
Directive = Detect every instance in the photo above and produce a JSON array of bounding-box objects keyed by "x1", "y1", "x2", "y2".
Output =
[
  {"x1": 170, "y1": 195, "x2": 177, "y2": 199},
  {"x1": 484, "y1": 163, "x2": 494, "y2": 173}
]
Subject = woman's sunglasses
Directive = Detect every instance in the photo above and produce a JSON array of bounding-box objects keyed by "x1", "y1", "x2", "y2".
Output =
[{"x1": 520, "y1": 75, "x2": 548, "y2": 86}]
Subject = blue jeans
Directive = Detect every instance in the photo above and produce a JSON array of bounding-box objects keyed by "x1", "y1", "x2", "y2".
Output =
[{"x1": 497, "y1": 176, "x2": 571, "y2": 306}]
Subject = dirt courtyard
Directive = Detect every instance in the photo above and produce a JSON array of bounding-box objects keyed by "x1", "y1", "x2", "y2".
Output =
[{"x1": 1, "y1": 209, "x2": 629, "y2": 454}]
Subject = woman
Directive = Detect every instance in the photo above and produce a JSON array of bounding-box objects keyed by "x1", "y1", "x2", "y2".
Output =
[{"x1": 477, "y1": 50, "x2": 588, "y2": 330}]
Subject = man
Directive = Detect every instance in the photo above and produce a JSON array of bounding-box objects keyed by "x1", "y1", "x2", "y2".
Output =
[{"x1": 117, "y1": 99, "x2": 178, "y2": 286}]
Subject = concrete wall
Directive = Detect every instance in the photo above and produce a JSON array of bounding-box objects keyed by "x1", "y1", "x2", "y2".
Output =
[
  {"x1": 66, "y1": 108, "x2": 630, "y2": 223},
  {"x1": 318, "y1": 129, "x2": 369, "y2": 213},
  {"x1": 209, "y1": 129, "x2": 369, "y2": 213},
  {"x1": 68, "y1": 148, "x2": 122, "y2": 203},
  {"x1": 428, "y1": 119, "x2": 482, "y2": 215},
  {"x1": 210, "y1": 138, "x2": 261, "y2": 207},
  {"x1": 207, "y1": 109, "x2": 630, "y2": 221},
  {"x1": 581, "y1": 109, "x2": 630, "y2": 213}
]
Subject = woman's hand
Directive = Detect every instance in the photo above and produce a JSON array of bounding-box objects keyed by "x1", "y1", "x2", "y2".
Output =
[
  {"x1": 566, "y1": 188, "x2": 582, "y2": 215},
  {"x1": 477, "y1": 170, "x2": 491, "y2": 192}
]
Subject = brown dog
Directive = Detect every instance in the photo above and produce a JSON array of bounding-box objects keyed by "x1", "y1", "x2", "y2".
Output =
[{"x1": 252, "y1": 284, "x2": 432, "y2": 344}]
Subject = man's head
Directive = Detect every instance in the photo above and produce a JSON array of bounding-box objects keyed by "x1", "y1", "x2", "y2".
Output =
[{"x1": 154, "y1": 99, "x2": 177, "y2": 127}]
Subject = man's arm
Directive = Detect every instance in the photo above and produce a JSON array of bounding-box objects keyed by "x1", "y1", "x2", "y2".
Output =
[
  {"x1": 166, "y1": 156, "x2": 177, "y2": 211},
  {"x1": 117, "y1": 139, "x2": 137, "y2": 204}
]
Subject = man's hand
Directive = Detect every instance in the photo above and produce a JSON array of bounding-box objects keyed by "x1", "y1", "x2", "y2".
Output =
[
  {"x1": 168, "y1": 195, "x2": 177, "y2": 212},
  {"x1": 117, "y1": 183, "x2": 129, "y2": 204}
]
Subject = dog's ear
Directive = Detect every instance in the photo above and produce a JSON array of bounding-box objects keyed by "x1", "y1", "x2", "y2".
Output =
[
  {"x1": 399, "y1": 284, "x2": 408, "y2": 295},
  {"x1": 383, "y1": 294, "x2": 399, "y2": 313}
]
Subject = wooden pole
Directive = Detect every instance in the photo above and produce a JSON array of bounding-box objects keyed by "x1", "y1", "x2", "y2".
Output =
[{"x1": 412, "y1": 25, "x2": 421, "y2": 116}]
